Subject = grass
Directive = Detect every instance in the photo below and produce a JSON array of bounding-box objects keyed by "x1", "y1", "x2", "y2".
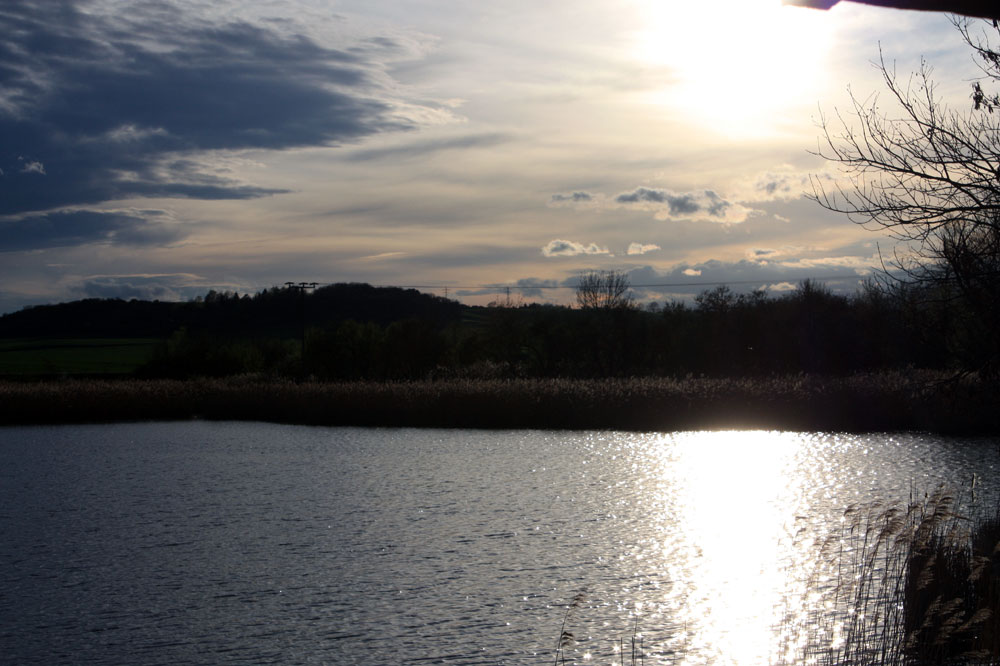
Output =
[
  {"x1": 0, "y1": 371, "x2": 997, "y2": 433},
  {"x1": 0, "y1": 337, "x2": 160, "y2": 375}
]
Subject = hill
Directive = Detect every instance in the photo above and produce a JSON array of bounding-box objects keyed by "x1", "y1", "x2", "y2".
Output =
[{"x1": 0, "y1": 283, "x2": 463, "y2": 340}]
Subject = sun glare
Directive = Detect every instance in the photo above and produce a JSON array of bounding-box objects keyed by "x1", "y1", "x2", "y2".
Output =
[
  {"x1": 655, "y1": 431, "x2": 810, "y2": 664},
  {"x1": 635, "y1": 0, "x2": 833, "y2": 136}
]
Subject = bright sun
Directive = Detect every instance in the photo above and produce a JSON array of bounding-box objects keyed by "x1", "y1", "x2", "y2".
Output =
[{"x1": 635, "y1": 0, "x2": 833, "y2": 137}]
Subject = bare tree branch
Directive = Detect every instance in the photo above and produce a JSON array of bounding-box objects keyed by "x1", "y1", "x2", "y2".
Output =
[
  {"x1": 575, "y1": 271, "x2": 635, "y2": 310},
  {"x1": 811, "y1": 19, "x2": 1000, "y2": 372}
]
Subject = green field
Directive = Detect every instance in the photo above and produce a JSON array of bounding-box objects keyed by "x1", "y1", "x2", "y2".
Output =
[{"x1": 0, "y1": 338, "x2": 161, "y2": 375}]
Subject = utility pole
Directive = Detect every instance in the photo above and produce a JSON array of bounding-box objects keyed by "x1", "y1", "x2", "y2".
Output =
[{"x1": 285, "y1": 281, "x2": 318, "y2": 379}]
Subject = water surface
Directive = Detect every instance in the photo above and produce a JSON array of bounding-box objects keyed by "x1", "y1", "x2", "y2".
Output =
[{"x1": 1, "y1": 423, "x2": 997, "y2": 664}]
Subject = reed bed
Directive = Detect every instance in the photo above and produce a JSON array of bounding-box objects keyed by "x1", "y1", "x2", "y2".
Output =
[
  {"x1": 775, "y1": 488, "x2": 1000, "y2": 666},
  {"x1": 0, "y1": 371, "x2": 997, "y2": 433}
]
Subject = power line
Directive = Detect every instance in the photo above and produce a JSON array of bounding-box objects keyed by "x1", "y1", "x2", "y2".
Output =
[
  {"x1": 632, "y1": 275, "x2": 863, "y2": 288},
  {"x1": 269, "y1": 275, "x2": 864, "y2": 300},
  {"x1": 363, "y1": 274, "x2": 863, "y2": 291}
]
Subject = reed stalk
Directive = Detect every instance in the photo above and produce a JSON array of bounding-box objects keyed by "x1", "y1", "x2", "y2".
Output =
[
  {"x1": 779, "y1": 488, "x2": 1000, "y2": 665},
  {"x1": 0, "y1": 372, "x2": 997, "y2": 433}
]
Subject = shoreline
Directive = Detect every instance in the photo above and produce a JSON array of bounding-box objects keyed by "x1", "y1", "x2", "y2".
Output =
[{"x1": 1, "y1": 372, "x2": 998, "y2": 434}]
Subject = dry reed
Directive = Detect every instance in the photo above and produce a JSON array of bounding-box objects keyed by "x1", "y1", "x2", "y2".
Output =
[
  {"x1": 777, "y1": 488, "x2": 1000, "y2": 666},
  {"x1": 0, "y1": 371, "x2": 997, "y2": 433}
]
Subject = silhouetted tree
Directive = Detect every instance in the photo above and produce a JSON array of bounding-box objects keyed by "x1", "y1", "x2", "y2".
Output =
[
  {"x1": 575, "y1": 270, "x2": 635, "y2": 310},
  {"x1": 694, "y1": 285, "x2": 736, "y2": 314},
  {"x1": 812, "y1": 18, "x2": 1000, "y2": 372}
]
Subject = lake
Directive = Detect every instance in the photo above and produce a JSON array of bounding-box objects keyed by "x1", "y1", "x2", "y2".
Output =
[{"x1": 1, "y1": 423, "x2": 998, "y2": 664}]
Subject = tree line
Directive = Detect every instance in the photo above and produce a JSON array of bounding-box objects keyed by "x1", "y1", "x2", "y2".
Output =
[
  {"x1": 0, "y1": 274, "x2": 991, "y2": 379},
  {"x1": 134, "y1": 278, "x2": 985, "y2": 379}
]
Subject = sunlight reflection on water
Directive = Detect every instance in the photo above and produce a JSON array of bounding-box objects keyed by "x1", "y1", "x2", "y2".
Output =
[
  {"x1": 2, "y1": 424, "x2": 998, "y2": 665},
  {"x1": 664, "y1": 431, "x2": 803, "y2": 665},
  {"x1": 606, "y1": 431, "x2": 814, "y2": 665},
  {"x1": 580, "y1": 430, "x2": 999, "y2": 666}
]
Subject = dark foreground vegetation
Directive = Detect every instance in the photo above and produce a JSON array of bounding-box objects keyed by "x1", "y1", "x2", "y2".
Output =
[
  {"x1": 1, "y1": 372, "x2": 998, "y2": 433},
  {"x1": 1, "y1": 276, "x2": 999, "y2": 432},
  {"x1": 0, "y1": 276, "x2": 996, "y2": 381}
]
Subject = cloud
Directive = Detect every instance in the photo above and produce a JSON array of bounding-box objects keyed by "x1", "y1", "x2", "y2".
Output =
[
  {"x1": 507, "y1": 278, "x2": 560, "y2": 298},
  {"x1": 456, "y1": 277, "x2": 559, "y2": 299},
  {"x1": 614, "y1": 187, "x2": 755, "y2": 222},
  {"x1": 751, "y1": 173, "x2": 806, "y2": 200},
  {"x1": 627, "y1": 242, "x2": 660, "y2": 255},
  {"x1": 551, "y1": 191, "x2": 594, "y2": 203},
  {"x1": 360, "y1": 251, "x2": 406, "y2": 260},
  {"x1": 553, "y1": 185, "x2": 757, "y2": 223},
  {"x1": 542, "y1": 239, "x2": 610, "y2": 257},
  {"x1": 743, "y1": 245, "x2": 877, "y2": 274},
  {"x1": 345, "y1": 132, "x2": 512, "y2": 162},
  {"x1": 776, "y1": 255, "x2": 877, "y2": 272},
  {"x1": 19, "y1": 160, "x2": 46, "y2": 175},
  {"x1": 0, "y1": 1, "x2": 417, "y2": 215},
  {"x1": 736, "y1": 164, "x2": 843, "y2": 203},
  {"x1": 69, "y1": 273, "x2": 215, "y2": 301},
  {"x1": 615, "y1": 187, "x2": 699, "y2": 213},
  {"x1": 595, "y1": 260, "x2": 869, "y2": 304},
  {"x1": 103, "y1": 124, "x2": 169, "y2": 143},
  {"x1": 0, "y1": 210, "x2": 188, "y2": 252}
]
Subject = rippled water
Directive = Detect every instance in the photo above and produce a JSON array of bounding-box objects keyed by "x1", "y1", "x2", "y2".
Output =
[{"x1": 1, "y1": 423, "x2": 997, "y2": 664}]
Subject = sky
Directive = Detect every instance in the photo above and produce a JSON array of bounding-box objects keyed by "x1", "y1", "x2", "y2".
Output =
[{"x1": 0, "y1": 0, "x2": 991, "y2": 313}]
